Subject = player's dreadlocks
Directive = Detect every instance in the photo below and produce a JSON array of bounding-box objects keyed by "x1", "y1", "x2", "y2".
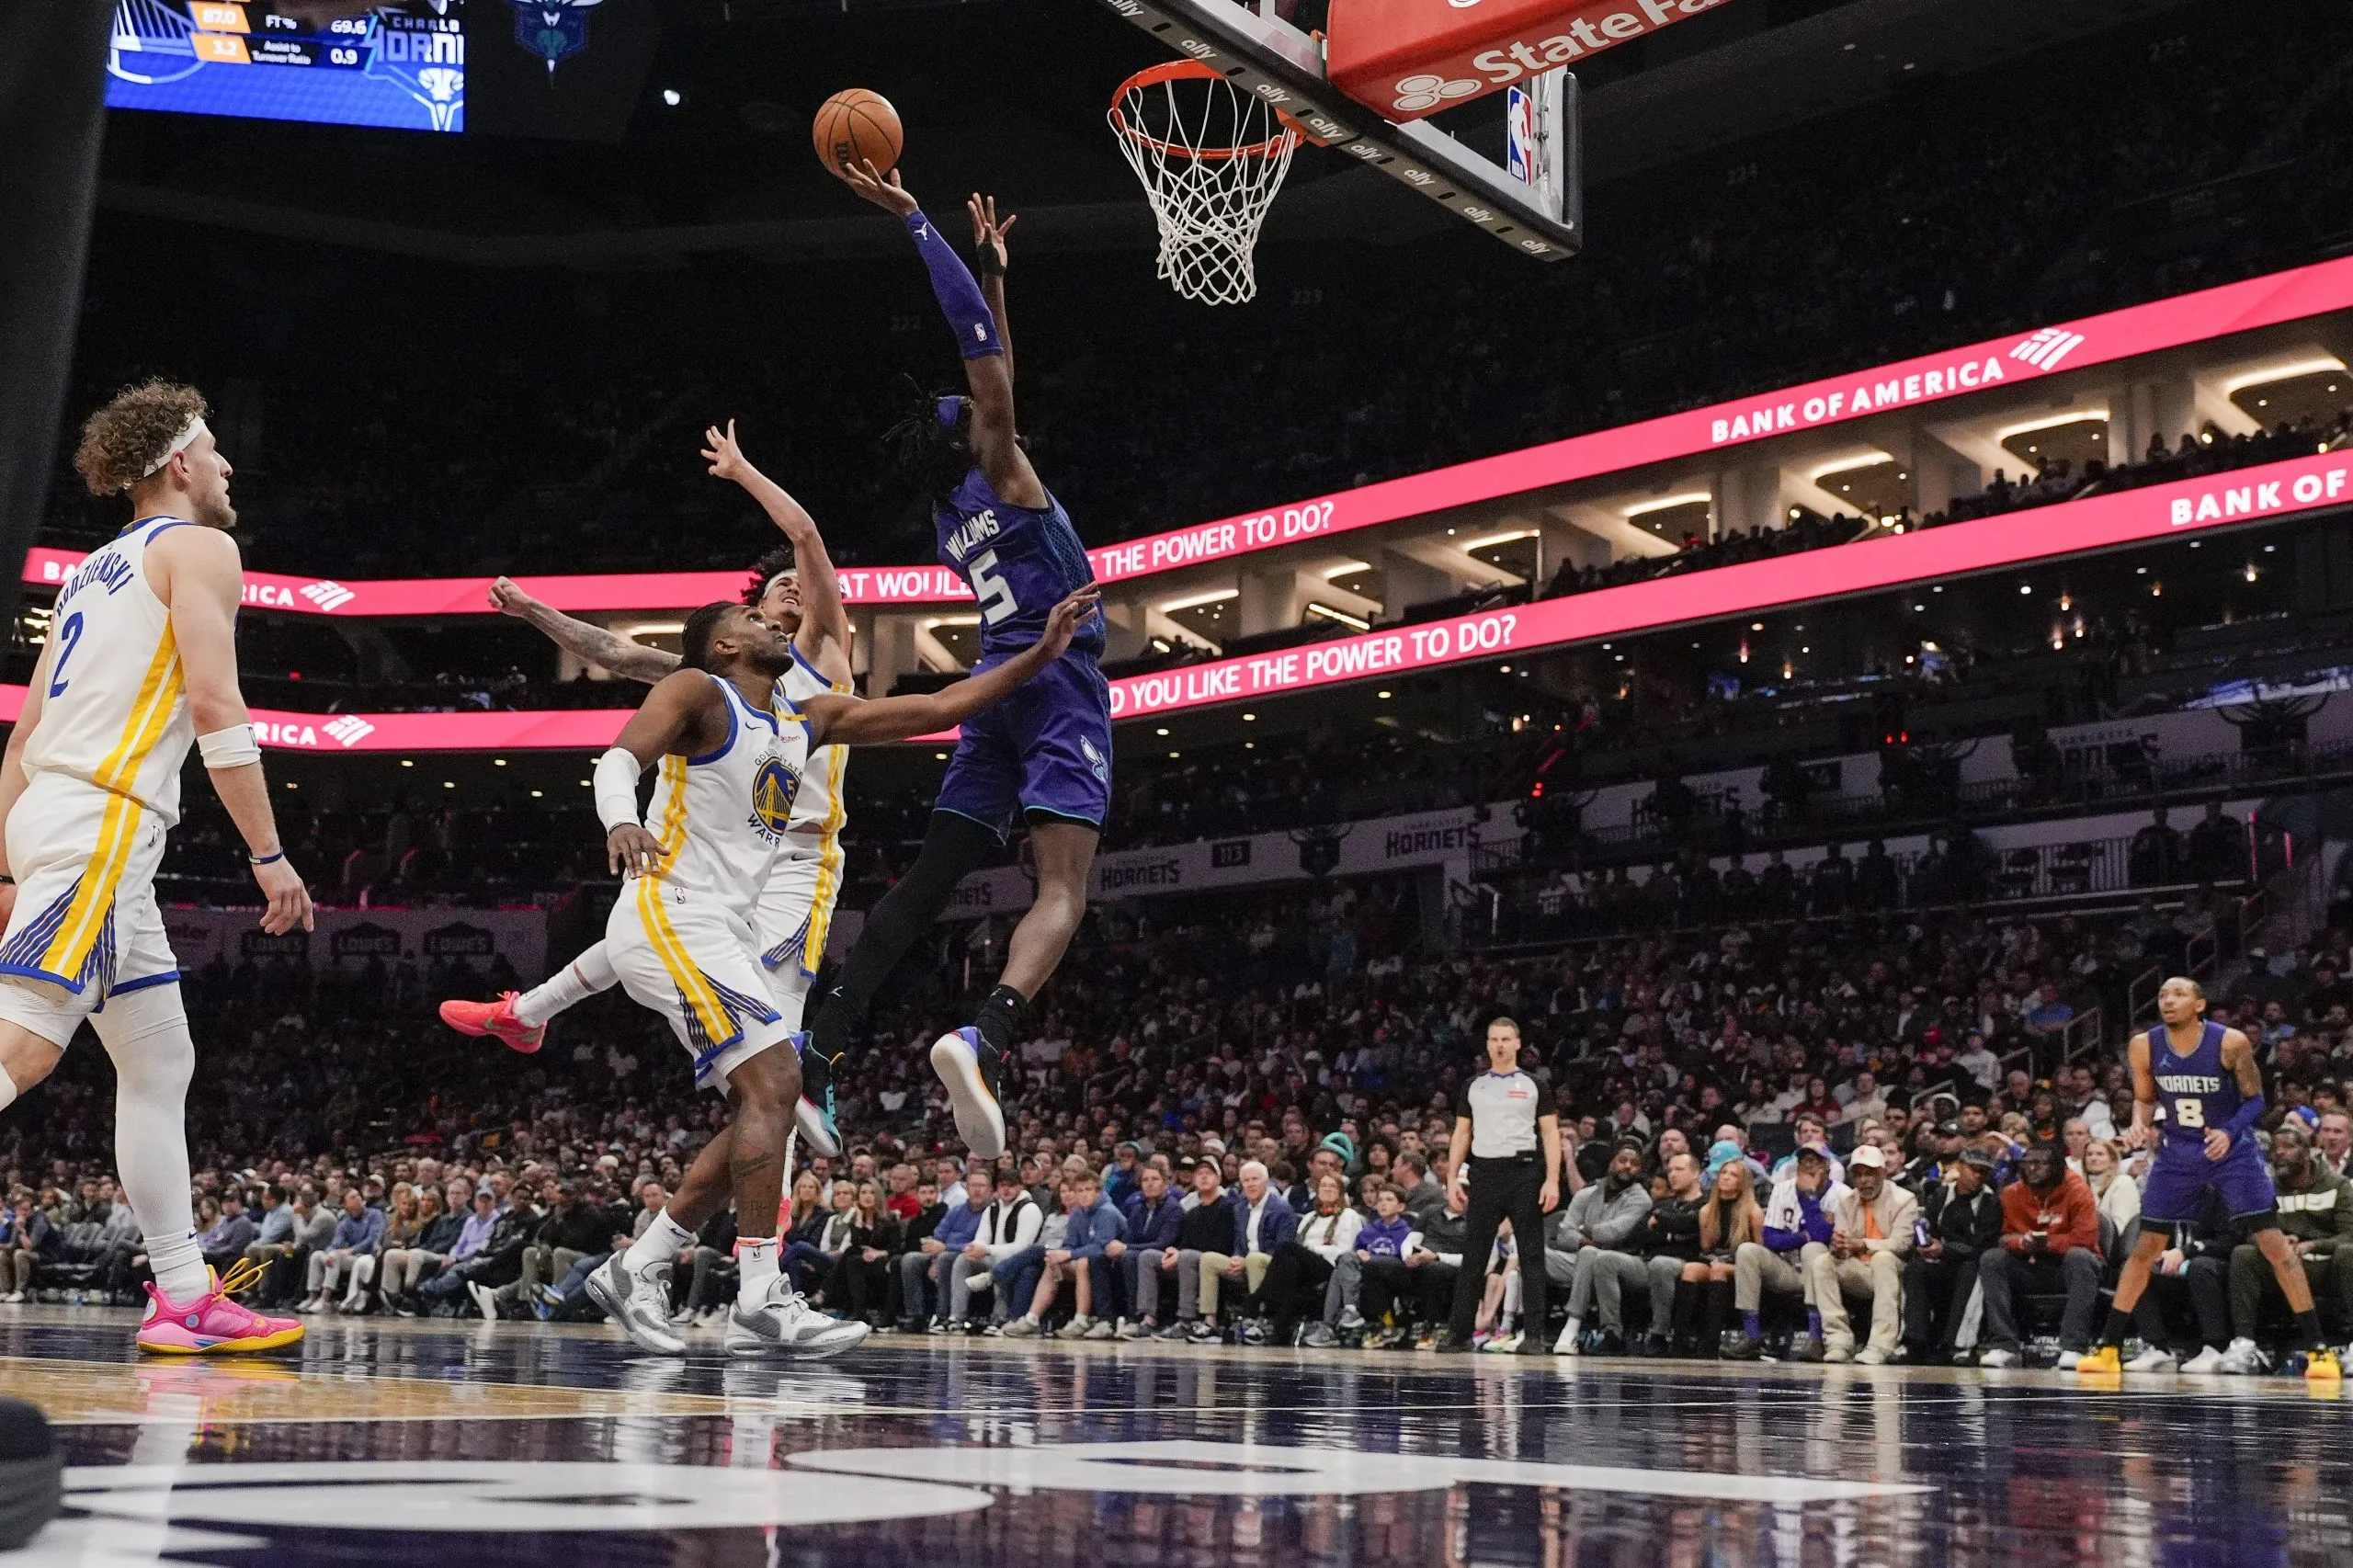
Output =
[
  {"x1": 881, "y1": 377, "x2": 973, "y2": 506},
  {"x1": 881, "y1": 374, "x2": 1031, "y2": 506}
]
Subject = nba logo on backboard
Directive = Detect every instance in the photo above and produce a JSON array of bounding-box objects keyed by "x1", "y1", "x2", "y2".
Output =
[{"x1": 1506, "y1": 85, "x2": 1536, "y2": 185}]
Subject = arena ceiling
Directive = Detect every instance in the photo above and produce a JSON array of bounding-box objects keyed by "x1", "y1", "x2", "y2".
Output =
[{"x1": 93, "y1": 0, "x2": 2200, "y2": 267}]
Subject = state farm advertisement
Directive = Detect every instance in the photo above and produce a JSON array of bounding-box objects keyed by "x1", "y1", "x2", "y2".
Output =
[{"x1": 1329, "y1": 0, "x2": 1728, "y2": 120}]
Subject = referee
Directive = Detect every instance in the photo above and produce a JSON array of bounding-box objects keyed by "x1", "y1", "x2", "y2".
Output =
[{"x1": 1441, "y1": 1017, "x2": 1562, "y2": 1353}]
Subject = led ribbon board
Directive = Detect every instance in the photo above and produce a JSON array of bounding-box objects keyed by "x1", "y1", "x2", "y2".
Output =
[
  {"x1": 6, "y1": 450, "x2": 2340, "y2": 748},
  {"x1": 32, "y1": 256, "x2": 2353, "y2": 616}
]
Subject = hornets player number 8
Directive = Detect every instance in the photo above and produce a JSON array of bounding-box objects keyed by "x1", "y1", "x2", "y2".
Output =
[{"x1": 2075, "y1": 974, "x2": 2341, "y2": 1381}]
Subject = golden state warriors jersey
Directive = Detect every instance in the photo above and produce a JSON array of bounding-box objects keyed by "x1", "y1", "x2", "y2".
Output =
[
  {"x1": 779, "y1": 645, "x2": 847, "y2": 836},
  {"x1": 641, "y1": 673, "x2": 807, "y2": 917},
  {"x1": 24, "y1": 517, "x2": 199, "y2": 824}
]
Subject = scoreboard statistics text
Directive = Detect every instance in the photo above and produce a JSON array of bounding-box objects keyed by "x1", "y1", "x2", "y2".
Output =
[{"x1": 106, "y1": 0, "x2": 465, "y2": 132}]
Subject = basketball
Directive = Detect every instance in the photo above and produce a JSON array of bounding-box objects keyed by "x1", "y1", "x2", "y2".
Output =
[{"x1": 813, "y1": 88, "x2": 903, "y2": 179}]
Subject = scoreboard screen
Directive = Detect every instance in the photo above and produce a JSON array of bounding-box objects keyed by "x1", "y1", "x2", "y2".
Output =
[{"x1": 106, "y1": 0, "x2": 465, "y2": 133}]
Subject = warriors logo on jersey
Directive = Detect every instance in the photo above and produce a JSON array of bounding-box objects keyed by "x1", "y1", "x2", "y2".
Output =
[{"x1": 751, "y1": 756, "x2": 801, "y2": 839}]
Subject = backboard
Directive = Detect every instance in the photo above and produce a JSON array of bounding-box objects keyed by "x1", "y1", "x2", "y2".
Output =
[{"x1": 1090, "y1": 0, "x2": 1582, "y2": 259}]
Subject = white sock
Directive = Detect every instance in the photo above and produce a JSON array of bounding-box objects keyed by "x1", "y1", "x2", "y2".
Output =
[
  {"x1": 623, "y1": 1209, "x2": 696, "y2": 1277},
  {"x1": 736, "y1": 1237, "x2": 780, "y2": 1310},
  {"x1": 0, "y1": 1070, "x2": 17, "y2": 1113},
  {"x1": 146, "y1": 1229, "x2": 210, "y2": 1305},
  {"x1": 89, "y1": 983, "x2": 208, "y2": 1303},
  {"x1": 513, "y1": 943, "x2": 618, "y2": 1028}
]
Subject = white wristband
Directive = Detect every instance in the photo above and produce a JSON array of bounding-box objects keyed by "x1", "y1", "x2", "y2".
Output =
[
  {"x1": 197, "y1": 723, "x2": 261, "y2": 769},
  {"x1": 594, "y1": 746, "x2": 643, "y2": 832}
]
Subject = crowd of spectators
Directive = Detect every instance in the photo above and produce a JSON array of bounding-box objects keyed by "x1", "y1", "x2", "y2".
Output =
[{"x1": 6, "y1": 875, "x2": 2351, "y2": 1369}]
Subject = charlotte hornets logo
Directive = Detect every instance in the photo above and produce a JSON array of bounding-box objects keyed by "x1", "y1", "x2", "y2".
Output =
[
  {"x1": 1080, "y1": 735, "x2": 1108, "y2": 784},
  {"x1": 750, "y1": 757, "x2": 801, "y2": 840},
  {"x1": 507, "y1": 0, "x2": 602, "y2": 77}
]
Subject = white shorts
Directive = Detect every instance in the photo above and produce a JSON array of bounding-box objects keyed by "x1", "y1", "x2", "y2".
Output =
[
  {"x1": 607, "y1": 875, "x2": 790, "y2": 1093},
  {"x1": 754, "y1": 845, "x2": 839, "y2": 984},
  {"x1": 0, "y1": 773, "x2": 179, "y2": 1044}
]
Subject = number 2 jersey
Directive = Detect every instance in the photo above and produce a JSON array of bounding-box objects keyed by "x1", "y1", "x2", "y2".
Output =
[
  {"x1": 935, "y1": 469, "x2": 1105, "y2": 664},
  {"x1": 0, "y1": 516, "x2": 199, "y2": 1006},
  {"x1": 25, "y1": 517, "x2": 199, "y2": 824}
]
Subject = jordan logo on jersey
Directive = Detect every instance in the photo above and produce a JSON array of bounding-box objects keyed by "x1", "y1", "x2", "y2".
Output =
[{"x1": 749, "y1": 756, "x2": 801, "y2": 840}]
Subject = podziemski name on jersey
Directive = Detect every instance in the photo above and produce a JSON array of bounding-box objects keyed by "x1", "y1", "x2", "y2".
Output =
[
  {"x1": 55, "y1": 551, "x2": 134, "y2": 609},
  {"x1": 56, "y1": 543, "x2": 135, "y2": 602},
  {"x1": 944, "y1": 510, "x2": 1001, "y2": 563}
]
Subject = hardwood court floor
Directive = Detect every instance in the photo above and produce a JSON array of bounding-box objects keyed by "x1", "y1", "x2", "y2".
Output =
[{"x1": 6, "y1": 1306, "x2": 2350, "y2": 1567}]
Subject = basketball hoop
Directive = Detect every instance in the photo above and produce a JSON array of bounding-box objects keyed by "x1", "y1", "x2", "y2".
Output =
[{"x1": 1109, "y1": 60, "x2": 1300, "y2": 306}]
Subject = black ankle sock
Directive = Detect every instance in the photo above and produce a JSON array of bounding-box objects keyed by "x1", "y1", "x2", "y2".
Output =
[
  {"x1": 808, "y1": 984, "x2": 853, "y2": 1066},
  {"x1": 975, "y1": 983, "x2": 1030, "y2": 1057},
  {"x1": 2099, "y1": 1306, "x2": 2133, "y2": 1348},
  {"x1": 2295, "y1": 1309, "x2": 2325, "y2": 1352}
]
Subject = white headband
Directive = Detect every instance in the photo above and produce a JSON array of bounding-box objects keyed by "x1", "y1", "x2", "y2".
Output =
[
  {"x1": 139, "y1": 416, "x2": 209, "y2": 481},
  {"x1": 764, "y1": 569, "x2": 797, "y2": 597}
]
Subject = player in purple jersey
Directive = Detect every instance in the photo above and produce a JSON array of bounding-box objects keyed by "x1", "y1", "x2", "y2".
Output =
[
  {"x1": 2078, "y1": 976, "x2": 2340, "y2": 1380},
  {"x1": 796, "y1": 165, "x2": 1110, "y2": 1159}
]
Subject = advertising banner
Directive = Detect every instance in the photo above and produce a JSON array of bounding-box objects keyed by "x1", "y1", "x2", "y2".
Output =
[
  {"x1": 1097, "y1": 450, "x2": 2353, "y2": 722},
  {"x1": 26, "y1": 257, "x2": 2353, "y2": 616},
  {"x1": 6, "y1": 450, "x2": 2347, "y2": 749},
  {"x1": 163, "y1": 904, "x2": 548, "y2": 980},
  {"x1": 1327, "y1": 0, "x2": 1724, "y2": 122},
  {"x1": 939, "y1": 803, "x2": 1496, "y2": 919}
]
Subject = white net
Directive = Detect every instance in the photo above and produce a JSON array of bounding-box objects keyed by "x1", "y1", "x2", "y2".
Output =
[{"x1": 1110, "y1": 64, "x2": 1299, "y2": 306}]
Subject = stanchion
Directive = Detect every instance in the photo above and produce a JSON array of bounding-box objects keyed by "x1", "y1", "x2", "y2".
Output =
[{"x1": 0, "y1": 1400, "x2": 61, "y2": 1551}]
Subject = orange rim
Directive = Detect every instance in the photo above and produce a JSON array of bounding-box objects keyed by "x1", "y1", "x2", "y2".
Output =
[{"x1": 1110, "y1": 59, "x2": 1302, "y2": 163}]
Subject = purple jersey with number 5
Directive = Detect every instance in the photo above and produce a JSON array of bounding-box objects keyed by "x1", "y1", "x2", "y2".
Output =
[{"x1": 936, "y1": 470, "x2": 1105, "y2": 661}]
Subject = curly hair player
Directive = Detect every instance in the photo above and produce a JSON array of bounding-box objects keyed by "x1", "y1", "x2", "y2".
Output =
[
  {"x1": 540, "y1": 583, "x2": 1096, "y2": 1357},
  {"x1": 441, "y1": 420, "x2": 856, "y2": 1158},
  {"x1": 0, "y1": 381, "x2": 314, "y2": 1355},
  {"x1": 2078, "y1": 975, "x2": 2341, "y2": 1381},
  {"x1": 794, "y1": 170, "x2": 1111, "y2": 1161}
]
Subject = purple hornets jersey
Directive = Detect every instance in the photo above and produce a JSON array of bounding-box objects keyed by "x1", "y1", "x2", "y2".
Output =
[
  {"x1": 2149, "y1": 1021, "x2": 2245, "y2": 1148},
  {"x1": 936, "y1": 470, "x2": 1106, "y2": 661},
  {"x1": 2141, "y1": 1018, "x2": 2277, "y2": 1223}
]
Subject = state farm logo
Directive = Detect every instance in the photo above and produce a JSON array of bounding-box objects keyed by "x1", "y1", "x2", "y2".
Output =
[
  {"x1": 301, "y1": 580, "x2": 357, "y2": 611},
  {"x1": 2009, "y1": 327, "x2": 2086, "y2": 371},
  {"x1": 1392, "y1": 73, "x2": 1483, "y2": 112}
]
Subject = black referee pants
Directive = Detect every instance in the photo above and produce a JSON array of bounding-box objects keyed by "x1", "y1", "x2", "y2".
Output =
[{"x1": 1449, "y1": 1154, "x2": 1548, "y2": 1341}]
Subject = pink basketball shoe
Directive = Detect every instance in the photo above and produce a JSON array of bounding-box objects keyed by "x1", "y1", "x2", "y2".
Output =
[
  {"x1": 438, "y1": 992, "x2": 544, "y2": 1053},
  {"x1": 136, "y1": 1259, "x2": 304, "y2": 1356}
]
